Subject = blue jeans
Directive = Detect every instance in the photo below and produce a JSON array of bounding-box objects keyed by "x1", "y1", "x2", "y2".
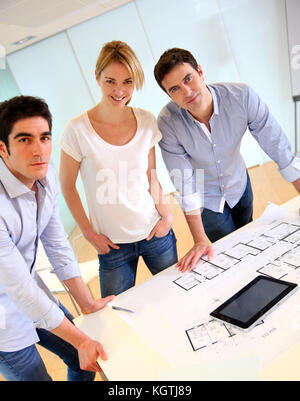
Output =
[
  {"x1": 0, "y1": 303, "x2": 95, "y2": 381},
  {"x1": 201, "y1": 173, "x2": 253, "y2": 243},
  {"x1": 99, "y1": 229, "x2": 178, "y2": 297}
]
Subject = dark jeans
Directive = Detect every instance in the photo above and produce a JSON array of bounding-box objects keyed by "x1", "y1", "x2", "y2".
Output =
[
  {"x1": 0, "y1": 303, "x2": 95, "y2": 381},
  {"x1": 202, "y1": 174, "x2": 253, "y2": 243},
  {"x1": 99, "y1": 229, "x2": 178, "y2": 297}
]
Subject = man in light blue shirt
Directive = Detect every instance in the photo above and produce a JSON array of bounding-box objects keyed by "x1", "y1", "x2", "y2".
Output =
[
  {"x1": 154, "y1": 48, "x2": 300, "y2": 272},
  {"x1": 0, "y1": 96, "x2": 114, "y2": 381}
]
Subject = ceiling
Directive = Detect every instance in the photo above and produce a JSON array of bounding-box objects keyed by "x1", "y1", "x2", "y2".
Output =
[{"x1": 0, "y1": 0, "x2": 132, "y2": 55}]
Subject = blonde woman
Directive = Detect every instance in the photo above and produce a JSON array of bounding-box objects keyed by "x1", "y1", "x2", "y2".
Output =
[{"x1": 60, "y1": 41, "x2": 177, "y2": 297}]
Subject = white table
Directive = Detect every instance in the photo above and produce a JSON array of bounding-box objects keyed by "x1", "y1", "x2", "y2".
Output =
[{"x1": 75, "y1": 197, "x2": 300, "y2": 381}]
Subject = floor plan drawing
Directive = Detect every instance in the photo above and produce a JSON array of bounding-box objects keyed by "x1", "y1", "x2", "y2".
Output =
[
  {"x1": 173, "y1": 218, "x2": 300, "y2": 293},
  {"x1": 186, "y1": 318, "x2": 265, "y2": 353}
]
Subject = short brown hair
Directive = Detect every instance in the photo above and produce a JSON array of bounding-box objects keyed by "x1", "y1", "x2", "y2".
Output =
[
  {"x1": 0, "y1": 96, "x2": 52, "y2": 154},
  {"x1": 96, "y1": 41, "x2": 144, "y2": 90},
  {"x1": 154, "y1": 48, "x2": 199, "y2": 92}
]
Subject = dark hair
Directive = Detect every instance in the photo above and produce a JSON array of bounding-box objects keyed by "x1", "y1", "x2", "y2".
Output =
[
  {"x1": 154, "y1": 48, "x2": 199, "y2": 92},
  {"x1": 0, "y1": 95, "x2": 52, "y2": 153}
]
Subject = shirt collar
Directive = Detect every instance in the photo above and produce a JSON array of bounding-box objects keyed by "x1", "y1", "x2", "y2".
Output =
[
  {"x1": 207, "y1": 84, "x2": 219, "y2": 116},
  {"x1": 0, "y1": 158, "x2": 49, "y2": 199}
]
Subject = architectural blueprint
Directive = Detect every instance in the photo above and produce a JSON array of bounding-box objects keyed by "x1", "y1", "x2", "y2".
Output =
[{"x1": 175, "y1": 220, "x2": 300, "y2": 293}]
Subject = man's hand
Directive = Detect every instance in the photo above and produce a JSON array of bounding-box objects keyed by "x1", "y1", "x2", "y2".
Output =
[
  {"x1": 176, "y1": 238, "x2": 213, "y2": 272},
  {"x1": 180, "y1": 209, "x2": 213, "y2": 271},
  {"x1": 81, "y1": 294, "x2": 115, "y2": 315},
  {"x1": 51, "y1": 316, "x2": 109, "y2": 374},
  {"x1": 77, "y1": 338, "x2": 107, "y2": 373}
]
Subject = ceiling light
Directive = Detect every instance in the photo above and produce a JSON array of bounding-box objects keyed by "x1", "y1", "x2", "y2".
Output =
[{"x1": 12, "y1": 35, "x2": 36, "y2": 45}]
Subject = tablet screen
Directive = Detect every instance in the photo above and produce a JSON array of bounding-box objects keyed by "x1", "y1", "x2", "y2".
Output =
[{"x1": 210, "y1": 276, "x2": 297, "y2": 329}]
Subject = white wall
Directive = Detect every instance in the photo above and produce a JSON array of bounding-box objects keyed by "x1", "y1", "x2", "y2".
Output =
[
  {"x1": 0, "y1": 66, "x2": 20, "y2": 102},
  {"x1": 1, "y1": 0, "x2": 298, "y2": 233}
]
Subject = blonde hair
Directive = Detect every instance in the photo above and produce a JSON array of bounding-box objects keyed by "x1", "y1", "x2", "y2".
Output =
[{"x1": 95, "y1": 41, "x2": 144, "y2": 90}]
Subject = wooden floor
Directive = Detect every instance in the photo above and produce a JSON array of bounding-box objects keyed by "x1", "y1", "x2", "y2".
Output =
[{"x1": 0, "y1": 161, "x2": 298, "y2": 381}]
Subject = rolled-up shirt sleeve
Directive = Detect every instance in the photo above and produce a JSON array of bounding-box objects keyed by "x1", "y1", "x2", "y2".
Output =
[
  {"x1": 158, "y1": 110, "x2": 203, "y2": 212},
  {"x1": 0, "y1": 218, "x2": 64, "y2": 330},
  {"x1": 246, "y1": 85, "x2": 300, "y2": 182},
  {"x1": 279, "y1": 155, "x2": 300, "y2": 183}
]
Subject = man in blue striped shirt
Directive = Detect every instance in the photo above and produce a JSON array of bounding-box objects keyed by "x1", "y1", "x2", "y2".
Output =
[
  {"x1": 0, "y1": 96, "x2": 114, "y2": 380},
  {"x1": 154, "y1": 48, "x2": 300, "y2": 272}
]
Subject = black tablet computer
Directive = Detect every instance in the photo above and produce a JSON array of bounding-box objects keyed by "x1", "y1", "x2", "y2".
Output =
[{"x1": 210, "y1": 275, "x2": 297, "y2": 331}]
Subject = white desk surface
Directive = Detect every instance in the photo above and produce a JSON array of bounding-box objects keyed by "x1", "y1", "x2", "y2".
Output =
[{"x1": 75, "y1": 197, "x2": 300, "y2": 381}]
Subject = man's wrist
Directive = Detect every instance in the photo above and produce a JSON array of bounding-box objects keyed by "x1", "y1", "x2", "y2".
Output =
[
  {"x1": 80, "y1": 300, "x2": 96, "y2": 314},
  {"x1": 52, "y1": 316, "x2": 91, "y2": 351},
  {"x1": 194, "y1": 234, "x2": 211, "y2": 246},
  {"x1": 72, "y1": 333, "x2": 92, "y2": 351}
]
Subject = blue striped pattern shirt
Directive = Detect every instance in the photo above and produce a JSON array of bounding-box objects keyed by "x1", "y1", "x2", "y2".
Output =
[{"x1": 158, "y1": 83, "x2": 300, "y2": 212}]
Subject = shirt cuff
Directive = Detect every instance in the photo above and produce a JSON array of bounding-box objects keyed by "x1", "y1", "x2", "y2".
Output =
[
  {"x1": 34, "y1": 301, "x2": 65, "y2": 330},
  {"x1": 174, "y1": 191, "x2": 203, "y2": 212},
  {"x1": 54, "y1": 261, "x2": 81, "y2": 281},
  {"x1": 279, "y1": 156, "x2": 300, "y2": 182}
]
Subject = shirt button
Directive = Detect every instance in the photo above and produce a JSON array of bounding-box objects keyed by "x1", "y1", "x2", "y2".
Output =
[
  {"x1": 220, "y1": 173, "x2": 223, "y2": 177},
  {"x1": 213, "y1": 143, "x2": 217, "y2": 147},
  {"x1": 217, "y1": 160, "x2": 221, "y2": 164}
]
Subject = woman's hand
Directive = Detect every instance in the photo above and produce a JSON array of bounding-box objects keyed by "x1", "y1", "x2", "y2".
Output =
[
  {"x1": 146, "y1": 214, "x2": 174, "y2": 240},
  {"x1": 86, "y1": 231, "x2": 120, "y2": 255}
]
